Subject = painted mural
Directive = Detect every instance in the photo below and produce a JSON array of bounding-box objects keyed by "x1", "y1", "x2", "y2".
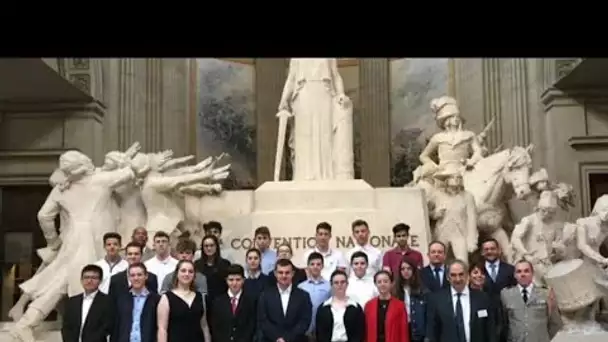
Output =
[
  {"x1": 390, "y1": 58, "x2": 448, "y2": 186},
  {"x1": 196, "y1": 58, "x2": 256, "y2": 189}
]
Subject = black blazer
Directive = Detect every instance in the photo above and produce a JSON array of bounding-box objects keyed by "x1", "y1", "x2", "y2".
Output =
[
  {"x1": 421, "y1": 265, "x2": 450, "y2": 292},
  {"x1": 111, "y1": 291, "x2": 160, "y2": 342},
  {"x1": 61, "y1": 292, "x2": 113, "y2": 342},
  {"x1": 482, "y1": 261, "x2": 516, "y2": 297},
  {"x1": 108, "y1": 270, "x2": 158, "y2": 303},
  {"x1": 267, "y1": 267, "x2": 307, "y2": 287},
  {"x1": 315, "y1": 299, "x2": 365, "y2": 342},
  {"x1": 211, "y1": 291, "x2": 257, "y2": 342},
  {"x1": 257, "y1": 285, "x2": 312, "y2": 342},
  {"x1": 426, "y1": 288, "x2": 496, "y2": 342}
]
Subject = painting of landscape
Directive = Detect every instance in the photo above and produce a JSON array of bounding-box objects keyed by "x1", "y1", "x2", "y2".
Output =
[
  {"x1": 196, "y1": 58, "x2": 256, "y2": 189},
  {"x1": 390, "y1": 58, "x2": 448, "y2": 186}
]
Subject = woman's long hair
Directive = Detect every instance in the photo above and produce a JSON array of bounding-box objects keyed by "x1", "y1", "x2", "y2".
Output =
[
  {"x1": 200, "y1": 234, "x2": 222, "y2": 265},
  {"x1": 394, "y1": 256, "x2": 423, "y2": 298},
  {"x1": 171, "y1": 259, "x2": 197, "y2": 292}
]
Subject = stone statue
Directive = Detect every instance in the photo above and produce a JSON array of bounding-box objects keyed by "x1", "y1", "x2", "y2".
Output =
[
  {"x1": 545, "y1": 258, "x2": 608, "y2": 338},
  {"x1": 411, "y1": 96, "x2": 534, "y2": 262},
  {"x1": 429, "y1": 163, "x2": 478, "y2": 261},
  {"x1": 10, "y1": 149, "x2": 138, "y2": 342},
  {"x1": 136, "y1": 151, "x2": 230, "y2": 246},
  {"x1": 529, "y1": 168, "x2": 576, "y2": 211},
  {"x1": 275, "y1": 58, "x2": 354, "y2": 181},
  {"x1": 419, "y1": 96, "x2": 484, "y2": 173},
  {"x1": 511, "y1": 191, "x2": 565, "y2": 286},
  {"x1": 101, "y1": 146, "x2": 148, "y2": 240}
]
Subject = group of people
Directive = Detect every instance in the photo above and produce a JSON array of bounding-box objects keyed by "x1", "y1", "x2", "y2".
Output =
[{"x1": 60, "y1": 219, "x2": 560, "y2": 342}]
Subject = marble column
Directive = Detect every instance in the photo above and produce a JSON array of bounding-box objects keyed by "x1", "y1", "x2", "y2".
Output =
[
  {"x1": 482, "y1": 59, "x2": 503, "y2": 149},
  {"x1": 144, "y1": 58, "x2": 164, "y2": 151},
  {"x1": 358, "y1": 59, "x2": 391, "y2": 187},
  {"x1": 117, "y1": 58, "x2": 136, "y2": 150},
  {"x1": 254, "y1": 58, "x2": 288, "y2": 185}
]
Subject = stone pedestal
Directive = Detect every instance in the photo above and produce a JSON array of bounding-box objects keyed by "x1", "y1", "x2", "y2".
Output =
[
  {"x1": 552, "y1": 330, "x2": 608, "y2": 342},
  {"x1": 0, "y1": 322, "x2": 61, "y2": 342},
  {"x1": 186, "y1": 180, "x2": 431, "y2": 266}
]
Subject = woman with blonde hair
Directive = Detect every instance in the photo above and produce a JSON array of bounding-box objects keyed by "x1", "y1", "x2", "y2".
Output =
[{"x1": 157, "y1": 260, "x2": 211, "y2": 342}]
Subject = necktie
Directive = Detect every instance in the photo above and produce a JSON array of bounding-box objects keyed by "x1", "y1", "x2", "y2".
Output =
[
  {"x1": 230, "y1": 297, "x2": 238, "y2": 314},
  {"x1": 434, "y1": 267, "x2": 442, "y2": 287},
  {"x1": 490, "y1": 263, "x2": 497, "y2": 281},
  {"x1": 455, "y1": 293, "x2": 466, "y2": 342},
  {"x1": 522, "y1": 288, "x2": 528, "y2": 303}
]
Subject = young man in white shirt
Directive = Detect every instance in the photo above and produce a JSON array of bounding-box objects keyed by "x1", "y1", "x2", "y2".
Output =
[
  {"x1": 346, "y1": 251, "x2": 378, "y2": 307},
  {"x1": 144, "y1": 231, "x2": 178, "y2": 292},
  {"x1": 345, "y1": 219, "x2": 383, "y2": 277},
  {"x1": 95, "y1": 232, "x2": 129, "y2": 294},
  {"x1": 302, "y1": 222, "x2": 347, "y2": 280}
]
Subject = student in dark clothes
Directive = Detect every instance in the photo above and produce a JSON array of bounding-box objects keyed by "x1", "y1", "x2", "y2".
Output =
[
  {"x1": 267, "y1": 243, "x2": 307, "y2": 286},
  {"x1": 315, "y1": 270, "x2": 365, "y2": 342},
  {"x1": 194, "y1": 234, "x2": 231, "y2": 334},
  {"x1": 243, "y1": 248, "x2": 270, "y2": 295},
  {"x1": 364, "y1": 270, "x2": 409, "y2": 342},
  {"x1": 394, "y1": 257, "x2": 427, "y2": 342}
]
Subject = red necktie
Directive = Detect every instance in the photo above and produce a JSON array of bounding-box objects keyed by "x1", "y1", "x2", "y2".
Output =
[{"x1": 230, "y1": 297, "x2": 237, "y2": 314}]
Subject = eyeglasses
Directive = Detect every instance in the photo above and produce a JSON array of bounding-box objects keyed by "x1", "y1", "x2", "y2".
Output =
[{"x1": 332, "y1": 280, "x2": 347, "y2": 285}]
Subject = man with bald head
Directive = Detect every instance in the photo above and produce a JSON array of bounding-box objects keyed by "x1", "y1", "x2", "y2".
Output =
[
  {"x1": 426, "y1": 260, "x2": 496, "y2": 342},
  {"x1": 129, "y1": 227, "x2": 155, "y2": 261}
]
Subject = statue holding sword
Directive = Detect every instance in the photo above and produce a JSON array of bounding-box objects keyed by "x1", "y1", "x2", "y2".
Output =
[{"x1": 274, "y1": 58, "x2": 354, "y2": 181}]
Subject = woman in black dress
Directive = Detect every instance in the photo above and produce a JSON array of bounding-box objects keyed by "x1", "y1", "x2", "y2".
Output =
[
  {"x1": 194, "y1": 235, "x2": 231, "y2": 302},
  {"x1": 157, "y1": 260, "x2": 210, "y2": 342}
]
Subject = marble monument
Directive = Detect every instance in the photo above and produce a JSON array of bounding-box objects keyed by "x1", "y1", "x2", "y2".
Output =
[
  {"x1": 411, "y1": 96, "x2": 534, "y2": 262},
  {"x1": 4, "y1": 143, "x2": 230, "y2": 342}
]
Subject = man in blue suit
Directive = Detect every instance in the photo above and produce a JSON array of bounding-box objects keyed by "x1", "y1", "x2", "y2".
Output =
[
  {"x1": 258, "y1": 258, "x2": 312, "y2": 342},
  {"x1": 421, "y1": 241, "x2": 451, "y2": 292}
]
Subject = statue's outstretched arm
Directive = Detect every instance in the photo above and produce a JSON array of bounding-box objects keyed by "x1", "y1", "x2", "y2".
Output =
[
  {"x1": 510, "y1": 217, "x2": 531, "y2": 256},
  {"x1": 148, "y1": 164, "x2": 231, "y2": 193}
]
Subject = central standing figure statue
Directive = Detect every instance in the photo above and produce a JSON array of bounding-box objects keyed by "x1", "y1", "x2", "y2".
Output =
[{"x1": 275, "y1": 58, "x2": 354, "y2": 181}]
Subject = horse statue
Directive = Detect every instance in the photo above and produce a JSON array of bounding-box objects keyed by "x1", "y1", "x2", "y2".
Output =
[{"x1": 411, "y1": 144, "x2": 534, "y2": 262}]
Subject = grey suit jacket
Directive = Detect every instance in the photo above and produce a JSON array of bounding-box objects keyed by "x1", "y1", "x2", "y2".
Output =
[
  {"x1": 500, "y1": 286, "x2": 560, "y2": 342},
  {"x1": 160, "y1": 270, "x2": 208, "y2": 295}
]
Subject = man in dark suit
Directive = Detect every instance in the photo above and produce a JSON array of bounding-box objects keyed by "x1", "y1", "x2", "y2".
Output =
[
  {"x1": 426, "y1": 259, "x2": 496, "y2": 342},
  {"x1": 62, "y1": 264, "x2": 113, "y2": 342},
  {"x1": 211, "y1": 264, "x2": 257, "y2": 342},
  {"x1": 421, "y1": 241, "x2": 450, "y2": 292},
  {"x1": 481, "y1": 238, "x2": 516, "y2": 296},
  {"x1": 258, "y1": 258, "x2": 312, "y2": 342},
  {"x1": 112, "y1": 262, "x2": 160, "y2": 342},
  {"x1": 480, "y1": 238, "x2": 515, "y2": 342},
  {"x1": 109, "y1": 242, "x2": 158, "y2": 303}
]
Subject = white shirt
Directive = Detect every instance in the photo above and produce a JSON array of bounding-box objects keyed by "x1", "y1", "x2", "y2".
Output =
[
  {"x1": 144, "y1": 255, "x2": 178, "y2": 292},
  {"x1": 228, "y1": 289, "x2": 242, "y2": 307},
  {"x1": 518, "y1": 283, "x2": 533, "y2": 300},
  {"x1": 346, "y1": 244, "x2": 383, "y2": 277},
  {"x1": 323, "y1": 297, "x2": 358, "y2": 342},
  {"x1": 485, "y1": 260, "x2": 500, "y2": 280},
  {"x1": 451, "y1": 286, "x2": 471, "y2": 342},
  {"x1": 403, "y1": 287, "x2": 411, "y2": 322},
  {"x1": 278, "y1": 284, "x2": 292, "y2": 315},
  {"x1": 94, "y1": 257, "x2": 128, "y2": 294},
  {"x1": 80, "y1": 291, "x2": 98, "y2": 342},
  {"x1": 302, "y1": 247, "x2": 348, "y2": 280},
  {"x1": 346, "y1": 275, "x2": 377, "y2": 307}
]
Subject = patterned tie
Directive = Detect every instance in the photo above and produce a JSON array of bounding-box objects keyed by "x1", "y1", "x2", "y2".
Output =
[
  {"x1": 230, "y1": 297, "x2": 238, "y2": 314},
  {"x1": 490, "y1": 263, "x2": 497, "y2": 281},
  {"x1": 522, "y1": 288, "x2": 528, "y2": 303}
]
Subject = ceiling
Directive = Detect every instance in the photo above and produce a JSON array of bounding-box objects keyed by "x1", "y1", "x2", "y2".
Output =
[
  {"x1": 555, "y1": 59, "x2": 608, "y2": 90},
  {"x1": 218, "y1": 58, "x2": 399, "y2": 67},
  {"x1": 0, "y1": 59, "x2": 92, "y2": 103}
]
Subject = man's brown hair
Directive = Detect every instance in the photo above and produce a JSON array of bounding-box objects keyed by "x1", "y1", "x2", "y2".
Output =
[{"x1": 254, "y1": 226, "x2": 271, "y2": 238}]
